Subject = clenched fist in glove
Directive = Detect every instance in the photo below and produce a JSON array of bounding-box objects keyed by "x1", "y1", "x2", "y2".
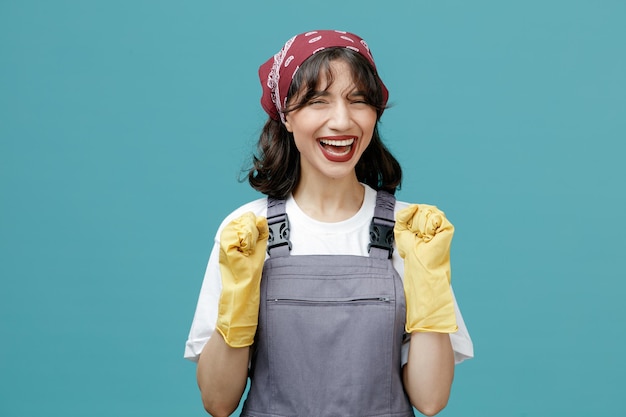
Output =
[
  {"x1": 394, "y1": 204, "x2": 458, "y2": 334},
  {"x1": 216, "y1": 212, "x2": 269, "y2": 348}
]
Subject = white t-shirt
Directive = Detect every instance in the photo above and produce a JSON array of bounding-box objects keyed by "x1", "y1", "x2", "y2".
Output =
[{"x1": 184, "y1": 184, "x2": 474, "y2": 364}]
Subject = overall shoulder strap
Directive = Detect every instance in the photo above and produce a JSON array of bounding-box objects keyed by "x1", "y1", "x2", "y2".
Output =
[
  {"x1": 368, "y1": 190, "x2": 396, "y2": 259},
  {"x1": 266, "y1": 197, "x2": 292, "y2": 257}
]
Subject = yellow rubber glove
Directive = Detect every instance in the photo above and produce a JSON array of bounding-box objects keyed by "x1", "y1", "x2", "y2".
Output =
[
  {"x1": 216, "y1": 212, "x2": 269, "y2": 348},
  {"x1": 394, "y1": 204, "x2": 458, "y2": 334}
]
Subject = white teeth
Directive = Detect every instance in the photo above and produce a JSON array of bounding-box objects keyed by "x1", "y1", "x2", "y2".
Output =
[{"x1": 319, "y1": 138, "x2": 355, "y2": 146}]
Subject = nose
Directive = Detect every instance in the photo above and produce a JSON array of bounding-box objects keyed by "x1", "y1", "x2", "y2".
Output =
[{"x1": 327, "y1": 101, "x2": 351, "y2": 131}]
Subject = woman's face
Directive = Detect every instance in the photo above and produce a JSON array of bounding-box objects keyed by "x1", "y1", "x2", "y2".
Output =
[{"x1": 284, "y1": 59, "x2": 377, "y2": 183}]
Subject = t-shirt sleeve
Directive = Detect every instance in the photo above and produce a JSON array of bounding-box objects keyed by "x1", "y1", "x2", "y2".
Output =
[
  {"x1": 184, "y1": 240, "x2": 221, "y2": 363},
  {"x1": 449, "y1": 287, "x2": 474, "y2": 364}
]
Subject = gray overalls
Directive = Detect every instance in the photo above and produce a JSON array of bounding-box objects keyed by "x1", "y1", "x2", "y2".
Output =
[{"x1": 241, "y1": 191, "x2": 413, "y2": 417}]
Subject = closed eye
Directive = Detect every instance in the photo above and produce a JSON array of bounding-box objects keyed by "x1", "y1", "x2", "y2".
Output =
[
  {"x1": 306, "y1": 91, "x2": 330, "y2": 105},
  {"x1": 348, "y1": 92, "x2": 370, "y2": 105}
]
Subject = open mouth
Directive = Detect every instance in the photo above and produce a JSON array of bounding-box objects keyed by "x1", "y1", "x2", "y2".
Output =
[{"x1": 318, "y1": 137, "x2": 357, "y2": 162}]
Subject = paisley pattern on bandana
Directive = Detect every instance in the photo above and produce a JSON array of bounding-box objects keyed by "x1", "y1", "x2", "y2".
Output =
[{"x1": 259, "y1": 30, "x2": 388, "y2": 123}]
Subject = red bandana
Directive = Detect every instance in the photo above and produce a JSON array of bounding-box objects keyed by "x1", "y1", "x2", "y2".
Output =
[{"x1": 258, "y1": 30, "x2": 389, "y2": 122}]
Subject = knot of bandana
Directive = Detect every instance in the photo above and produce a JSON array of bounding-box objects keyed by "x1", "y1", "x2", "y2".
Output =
[{"x1": 258, "y1": 30, "x2": 389, "y2": 123}]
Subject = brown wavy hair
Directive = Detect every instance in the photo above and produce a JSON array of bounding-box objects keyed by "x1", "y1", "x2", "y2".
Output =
[{"x1": 246, "y1": 47, "x2": 402, "y2": 199}]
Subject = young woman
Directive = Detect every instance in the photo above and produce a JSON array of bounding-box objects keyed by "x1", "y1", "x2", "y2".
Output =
[{"x1": 185, "y1": 30, "x2": 473, "y2": 417}]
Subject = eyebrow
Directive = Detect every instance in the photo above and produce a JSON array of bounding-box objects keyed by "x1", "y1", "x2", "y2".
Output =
[
  {"x1": 348, "y1": 90, "x2": 367, "y2": 97},
  {"x1": 309, "y1": 89, "x2": 367, "y2": 98},
  {"x1": 310, "y1": 90, "x2": 330, "y2": 97}
]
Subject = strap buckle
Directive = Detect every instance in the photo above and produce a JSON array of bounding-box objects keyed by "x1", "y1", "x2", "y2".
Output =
[
  {"x1": 368, "y1": 217, "x2": 395, "y2": 259},
  {"x1": 266, "y1": 213, "x2": 292, "y2": 254}
]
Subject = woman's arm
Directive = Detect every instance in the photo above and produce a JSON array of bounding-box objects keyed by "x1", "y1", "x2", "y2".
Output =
[
  {"x1": 196, "y1": 333, "x2": 250, "y2": 417},
  {"x1": 195, "y1": 212, "x2": 268, "y2": 416},
  {"x1": 394, "y1": 204, "x2": 458, "y2": 415},
  {"x1": 403, "y1": 332, "x2": 455, "y2": 416}
]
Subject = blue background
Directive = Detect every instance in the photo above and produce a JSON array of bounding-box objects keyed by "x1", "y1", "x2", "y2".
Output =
[{"x1": 1, "y1": 1, "x2": 625, "y2": 416}]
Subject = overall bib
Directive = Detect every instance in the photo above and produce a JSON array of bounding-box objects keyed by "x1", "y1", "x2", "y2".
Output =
[{"x1": 241, "y1": 191, "x2": 413, "y2": 417}]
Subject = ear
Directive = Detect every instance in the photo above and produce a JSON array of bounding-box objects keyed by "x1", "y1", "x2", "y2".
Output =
[{"x1": 283, "y1": 116, "x2": 293, "y2": 133}]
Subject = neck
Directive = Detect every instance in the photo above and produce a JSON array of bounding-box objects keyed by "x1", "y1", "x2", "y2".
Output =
[{"x1": 292, "y1": 174, "x2": 365, "y2": 222}]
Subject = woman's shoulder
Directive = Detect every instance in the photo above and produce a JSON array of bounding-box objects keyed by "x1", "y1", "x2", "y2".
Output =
[
  {"x1": 393, "y1": 196, "x2": 450, "y2": 218},
  {"x1": 216, "y1": 197, "x2": 268, "y2": 232}
]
